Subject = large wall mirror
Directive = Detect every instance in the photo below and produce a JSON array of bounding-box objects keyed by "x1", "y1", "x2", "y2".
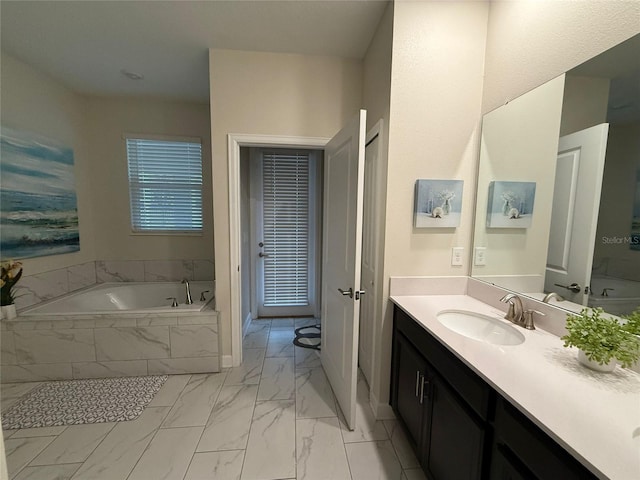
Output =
[{"x1": 472, "y1": 33, "x2": 640, "y2": 317}]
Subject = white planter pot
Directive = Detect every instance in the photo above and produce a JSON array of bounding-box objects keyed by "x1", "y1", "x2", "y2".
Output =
[
  {"x1": 1, "y1": 304, "x2": 17, "y2": 320},
  {"x1": 577, "y1": 350, "x2": 616, "y2": 373}
]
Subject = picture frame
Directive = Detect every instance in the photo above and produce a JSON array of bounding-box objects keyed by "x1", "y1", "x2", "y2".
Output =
[
  {"x1": 0, "y1": 126, "x2": 80, "y2": 259},
  {"x1": 414, "y1": 179, "x2": 464, "y2": 228},
  {"x1": 486, "y1": 181, "x2": 536, "y2": 228}
]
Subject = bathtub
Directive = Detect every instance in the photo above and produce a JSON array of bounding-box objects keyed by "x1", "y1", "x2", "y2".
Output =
[
  {"x1": 588, "y1": 275, "x2": 640, "y2": 316},
  {"x1": 1, "y1": 281, "x2": 219, "y2": 383},
  {"x1": 20, "y1": 281, "x2": 215, "y2": 316}
]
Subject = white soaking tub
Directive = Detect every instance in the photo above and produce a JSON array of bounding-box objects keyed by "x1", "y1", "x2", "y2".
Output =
[
  {"x1": 1, "y1": 281, "x2": 219, "y2": 383},
  {"x1": 20, "y1": 281, "x2": 214, "y2": 316}
]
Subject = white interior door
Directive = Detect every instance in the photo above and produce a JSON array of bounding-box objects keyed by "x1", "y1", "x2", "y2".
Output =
[
  {"x1": 358, "y1": 127, "x2": 381, "y2": 387},
  {"x1": 545, "y1": 124, "x2": 609, "y2": 304},
  {"x1": 321, "y1": 109, "x2": 366, "y2": 431}
]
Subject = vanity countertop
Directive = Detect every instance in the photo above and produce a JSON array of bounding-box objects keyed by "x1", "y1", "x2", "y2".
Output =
[{"x1": 391, "y1": 294, "x2": 640, "y2": 480}]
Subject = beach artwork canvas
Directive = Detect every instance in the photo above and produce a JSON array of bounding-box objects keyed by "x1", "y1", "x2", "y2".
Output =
[
  {"x1": 0, "y1": 127, "x2": 80, "y2": 259},
  {"x1": 414, "y1": 179, "x2": 464, "y2": 228},
  {"x1": 631, "y1": 169, "x2": 640, "y2": 251},
  {"x1": 486, "y1": 181, "x2": 536, "y2": 228}
]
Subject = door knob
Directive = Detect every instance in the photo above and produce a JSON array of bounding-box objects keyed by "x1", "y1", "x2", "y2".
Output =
[
  {"x1": 338, "y1": 287, "x2": 353, "y2": 298},
  {"x1": 355, "y1": 290, "x2": 366, "y2": 300},
  {"x1": 554, "y1": 283, "x2": 582, "y2": 293},
  {"x1": 258, "y1": 242, "x2": 264, "y2": 247},
  {"x1": 259, "y1": 252, "x2": 270, "y2": 258}
]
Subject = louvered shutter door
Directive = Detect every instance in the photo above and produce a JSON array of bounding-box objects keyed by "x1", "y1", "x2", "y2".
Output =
[{"x1": 262, "y1": 152, "x2": 310, "y2": 306}]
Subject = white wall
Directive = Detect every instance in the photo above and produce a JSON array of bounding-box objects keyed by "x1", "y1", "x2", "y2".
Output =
[
  {"x1": 209, "y1": 49, "x2": 363, "y2": 358},
  {"x1": 483, "y1": 0, "x2": 640, "y2": 114},
  {"x1": 0, "y1": 52, "x2": 95, "y2": 275},
  {"x1": 374, "y1": 0, "x2": 489, "y2": 409},
  {"x1": 85, "y1": 96, "x2": 213, "y2": 261}
]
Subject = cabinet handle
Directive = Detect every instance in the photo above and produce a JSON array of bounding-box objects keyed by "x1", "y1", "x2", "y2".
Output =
[
  {"x1": 415, "y1": 371, "x2": 421, "y2": 397},
  {"x1": 419, "y1": 376, "x2": 428, "y2": 404}
]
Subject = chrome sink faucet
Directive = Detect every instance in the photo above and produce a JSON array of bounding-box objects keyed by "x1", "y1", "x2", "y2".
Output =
[
  {"x1": 499, "y1": 293, "x2": 544, "y2": 330},
  {"x1": 542, "y1": 291, "x2": 564, "y2": 303},
  {"x1": 182, "y1": 278, "x2": 193, "y2": 305},
  {"x1": 500, "y1": 293, "x2": 524, "y2": 325}
]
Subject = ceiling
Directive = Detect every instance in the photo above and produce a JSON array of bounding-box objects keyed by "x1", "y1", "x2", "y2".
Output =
[{"x1": 1, "y1": 0, "x2": 389, "y2": 103}]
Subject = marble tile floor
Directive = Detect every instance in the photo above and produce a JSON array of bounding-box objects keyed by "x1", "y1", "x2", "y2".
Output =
[{"x1": 1, "y1": 318, "x2": 426, "y2": 480}]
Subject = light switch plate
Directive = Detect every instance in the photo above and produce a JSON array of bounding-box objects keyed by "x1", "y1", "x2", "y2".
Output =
[
  {"x1": 451, "y1": 247, "x2": 464, "y2": 266},
  {"x1": 474, "y1": 247, "x2": 487, "y2": 266}
]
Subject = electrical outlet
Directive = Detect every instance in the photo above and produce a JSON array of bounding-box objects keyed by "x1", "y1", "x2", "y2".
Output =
[
  {"x1": 451, "y1": 247, "x2": 464, "y2": 266},
  {"x1": 474, "y1": 247, "x2": 487, "y2": 266}
]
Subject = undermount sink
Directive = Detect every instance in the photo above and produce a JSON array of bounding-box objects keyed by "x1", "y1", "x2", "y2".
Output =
[{"x1": 437, "y1": 310, "x2": 525, "y2": 346}]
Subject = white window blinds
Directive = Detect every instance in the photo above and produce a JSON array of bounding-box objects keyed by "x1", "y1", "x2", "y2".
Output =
[
  {"x1": 262, "y1": 152, "x2": 310, "y2": 307},
  {"x1": 126, "y1": 137, "x2": 203, "y2": 233}
]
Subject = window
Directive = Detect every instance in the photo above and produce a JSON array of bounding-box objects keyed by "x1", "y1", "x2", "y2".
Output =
[{"x1": 126, "y1": 135, "x2": 203, "y2": 233}]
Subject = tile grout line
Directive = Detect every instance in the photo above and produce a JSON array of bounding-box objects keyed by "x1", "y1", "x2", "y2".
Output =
[
  {"x1": 238, "y1": 343, "x2": 265, "y2": 480},
  {"x1": 183, "y1": 371, "x2": 228, "y2": 479},
  {"x1": 113, "y1": 384, "x2": 176, "y2": 480},
  {"x1": 8, "y1": 434, "x2": 57, "y2": 480}
]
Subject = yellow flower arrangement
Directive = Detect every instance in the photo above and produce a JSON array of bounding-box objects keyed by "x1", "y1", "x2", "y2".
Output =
[{"x1": 1, "y1": 260, "x2": 23, "y2": 306}]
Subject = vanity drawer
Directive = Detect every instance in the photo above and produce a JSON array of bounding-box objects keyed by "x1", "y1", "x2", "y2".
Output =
[
  {"x1": 394, "y1": 307, "x2": 493, "y2": 420},
  {"x1": 493, "y1": 397, "x2": 597, "y2": 480}
]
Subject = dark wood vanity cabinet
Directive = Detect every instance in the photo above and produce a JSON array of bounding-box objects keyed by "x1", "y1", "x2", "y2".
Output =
[
  {"x1": 490, "y1": 397, "x2": 596, "y2": 480},
  {"x1": 391, "y1": 305, "x2": 597, "y2": 480},
  {"x1": 391, "y1": 306, "x2": 490, "y2": 480},
  {"x1": 393, "y1": 332, "x2": 430, "y2": 448}
]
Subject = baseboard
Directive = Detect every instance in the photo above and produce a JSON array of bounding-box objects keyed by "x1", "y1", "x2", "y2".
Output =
[
  {"x1": 221, "y1": 355, "x2": 233, "y2": 368},
  {"x1": 370, "y1": 390, "x2": 396, "y2": 420},
  {"x1": 242, "y1": 313, "x2": 253, "y2": 337}
]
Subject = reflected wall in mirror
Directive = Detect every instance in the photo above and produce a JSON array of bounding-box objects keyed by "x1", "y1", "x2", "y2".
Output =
[{"x1": 472, "y1": 33, "x2": 640, "y2": 317}]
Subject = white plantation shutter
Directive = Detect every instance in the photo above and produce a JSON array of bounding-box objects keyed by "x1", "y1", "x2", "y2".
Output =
[
  {"x1": 262, "y1": 152, "x2": 310, "y2": 306},
  {"x1": 126, "y1": 137, "x2": 203, "y2": 233}
]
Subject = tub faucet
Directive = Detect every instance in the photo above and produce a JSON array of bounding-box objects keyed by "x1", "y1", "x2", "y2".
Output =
[
  {"x1": 182, "y1": 278, "x2": 193, "y2": 305},
  {"x1": 500, "y1": 293, "x2": 524, "y2": 325},
  {"x1": 542, "y1": 292, "x2": 564, "y2": 303}
]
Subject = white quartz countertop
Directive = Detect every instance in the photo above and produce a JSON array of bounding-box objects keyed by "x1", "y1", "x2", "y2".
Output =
[{"x1": 391, "y1": 294, "x2": 640, "y2": 480}]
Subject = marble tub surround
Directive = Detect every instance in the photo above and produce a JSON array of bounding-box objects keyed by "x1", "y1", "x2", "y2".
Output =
[
  {"x1": 13, "y1": 262, "x2": 96, "y2": 311},
  {"x1": 13, "y1": 259, "x2": 214, "y2": 312},
  {"x1": 1, "y1": 309, "x2": 220, "y2": 383},
  {"x1": 390, "y1": 293, "x2": 640, "y2": 480},
  {"x1": 96, "y1": 259, "x2": 214, "y2": 283}
]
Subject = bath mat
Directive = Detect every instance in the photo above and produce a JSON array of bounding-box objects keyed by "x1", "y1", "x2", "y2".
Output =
[
  {"x1": 1, "y1": 375, "x2": 168, "y2": 429},
  {"x1": 294, "y1": 325, "x2": 321, "y2": 350}
]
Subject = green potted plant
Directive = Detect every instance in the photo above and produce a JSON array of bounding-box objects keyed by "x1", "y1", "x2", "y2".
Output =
[
  {"x1": 561, "y1": 307, "x2": 640, "y2": 372},
  {"x1": 622, "y1": 308, "x2": 640, "y2": 337},
  {"x1": 1, "y1": 259, "x2": 23, "y2": 320}
]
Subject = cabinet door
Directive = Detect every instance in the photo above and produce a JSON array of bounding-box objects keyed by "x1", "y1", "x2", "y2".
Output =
[
  {"x1": 425, "y1": 373, "x2": 485, "y2": 480},
  {"x1": 491, "y1": 444, "x2": 536, "y2": 480},
  {"x1": 393, "y1": 332, "x2": 429, "y2": 448}
]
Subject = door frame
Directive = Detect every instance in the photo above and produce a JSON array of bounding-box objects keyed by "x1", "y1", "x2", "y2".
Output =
[
  {"x1": 359, "y1": 119, "x2": 384, "y2": 389},
  {"x1": 228, "y1": 134, "x2": 330, "y2": 366}
]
